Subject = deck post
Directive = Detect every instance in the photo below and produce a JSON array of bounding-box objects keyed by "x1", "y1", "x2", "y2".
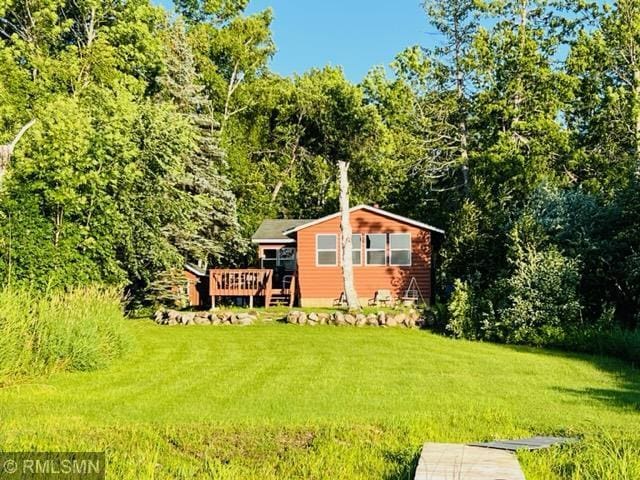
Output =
[
  {"x1": 249, "y1": 295, "x2": 254, "y2": 308},
  {"x1": 211, "y1": 295, "x2": 215, "y2": 308}
]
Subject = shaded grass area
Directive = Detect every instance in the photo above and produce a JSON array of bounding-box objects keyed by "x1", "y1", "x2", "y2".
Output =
[{"x1": 0, "y1": 321, "x2": 638, "y2": 478}]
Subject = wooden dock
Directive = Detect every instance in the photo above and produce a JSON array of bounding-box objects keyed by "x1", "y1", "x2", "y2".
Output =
[{"x1": 414, "y1": 443, "x2": 525, "y2": 480}]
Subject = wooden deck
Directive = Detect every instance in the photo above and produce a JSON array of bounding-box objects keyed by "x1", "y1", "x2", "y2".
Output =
[
  {"x1": 414, "y1": 443, "x2": 525, "y2": 480},
  {"x1": 209, "y1": 269, "x2": 296, "y2": 307}
]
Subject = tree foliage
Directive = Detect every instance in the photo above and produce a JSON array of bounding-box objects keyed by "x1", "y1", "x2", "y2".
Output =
[{"x1": 0, "y1": 0, "x2": 639, "y2": 343}]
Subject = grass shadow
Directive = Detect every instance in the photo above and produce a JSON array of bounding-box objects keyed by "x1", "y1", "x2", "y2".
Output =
[{"x1": 502, "y1": 344, "x2": 640, "y2": 412}]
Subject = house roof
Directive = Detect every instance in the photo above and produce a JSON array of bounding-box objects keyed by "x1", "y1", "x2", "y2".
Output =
[
  {"x1": 251, "y1": 219, "x2": 312, "y2": 243},
  {"x1": 282, "y1": 205, "x2": 445, "y2": 235},
  {"x1": 184, "y1": 263, "x2": 207, "y2": 276}
]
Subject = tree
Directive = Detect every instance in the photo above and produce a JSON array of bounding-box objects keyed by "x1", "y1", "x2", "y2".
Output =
[{"x1": 158, "y1": 20, "x2": 243, "y2": 268}]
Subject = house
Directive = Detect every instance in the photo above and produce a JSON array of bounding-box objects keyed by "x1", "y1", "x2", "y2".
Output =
[
  {"x1": 199, "y1": 205, "x2": 444, "y2": 308},
  {"x1": 184, "y1": 263, "x2": 209, "y2": 308}
]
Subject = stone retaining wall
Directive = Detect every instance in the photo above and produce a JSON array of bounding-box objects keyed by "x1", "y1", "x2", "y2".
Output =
[
  {"x1": 154, "y1": 310, "x2": 256, "y2": 326},
  {"x1": 286, "y1": 310, "x2": 423, "y2": 328},
  {"x1": 153, "y1": 309, "x2": 424, "y2": 328}
]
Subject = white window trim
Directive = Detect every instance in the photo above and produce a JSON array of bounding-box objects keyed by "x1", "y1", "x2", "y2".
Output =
[
  {"x1": 365, "y1": 233, "x2": 387, "y2": 266},
  {"x1": 316, "y1": 233, "x2": 338, "y2": 267},
  {"x1": 389, "y1": 233, "x2": 412, "y2": 266},
  {"x1": 351, "y1": 233, "x2": 363, "y2": 266}
]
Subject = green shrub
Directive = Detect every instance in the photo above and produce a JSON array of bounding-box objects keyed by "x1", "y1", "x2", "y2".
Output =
[
  {"x1": 446, "y1": 279, "x2": 477, "y2": 338},
  {"x1": 0, "y1": 286, "x2": 129, "y2": 384},
  {"x1": 498, "y1": 246, "x2": 582, "y2": 346}
]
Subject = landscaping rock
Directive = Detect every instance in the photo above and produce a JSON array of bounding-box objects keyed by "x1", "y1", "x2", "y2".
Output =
[
  {"x1": 386, "y1": 315, "x2": 397, "y2": 327},
  {"x1": 287, "y1": 311, "x2": 300, "y2": 324},
  {"x1": 394, "y1": 313, "x2": 407, "y2": 327},
  {"x1": 307, "y1": 312, "x2": 318, "y2": 325},
  {"x1": 154, "y1": 309, "x2": 166, "y2": 324},
  {"x1": 194, "y1": 315, "x2": 211, "y2": 325},
  {"x1": 209, "y1": 313, "x2": 220, "y2": 325},
  {"x1": 297, "y1": 312, "x2": 308, "y2": 325},
  {"x1": 333, "y1": 312, "x2": 346, "y2": 326},
  {"x1": 366, "y1": 313, "x2": 378, "y2": 326},
  {"x1": 235, "y1": 314, "x2": 254, "y2": 326},
  {"x1": 317, "y1": 313, "x2": 330, "y2": 325},
  {"x1": 355, "y1": 313, "x2": 366, "y2": 326},
  {"x1": 344, "y1": 314, "x2": 356, "y2": 326},
  {"x1": 182, "y1": 312, "x2": 196, "y2": 325}
]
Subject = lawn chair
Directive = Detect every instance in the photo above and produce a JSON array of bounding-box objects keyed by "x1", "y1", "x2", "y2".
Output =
[
  {"x1": 333, "y1": 292, "x2": 346, "y2": 307},
  {"x1": 368, "y1": 289, "x2": 393, "y2": 307}
]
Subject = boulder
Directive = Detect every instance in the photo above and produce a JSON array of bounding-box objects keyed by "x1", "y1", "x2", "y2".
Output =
[
  {"x1": 235, "y1": 315, "x2": 254, "y2": 326},
  {"x1": 307, "y1": 312, "x2": 318, "y2": 325},
  {"x1": 194, "y1": 315, "x2": 211, "y2": 325},
  {"x1": 167, "y1": 318, "x2": 178, "y2": 326},
  {"x1": 355, "y1": 313, "x2": 367, "y2": 326},
  {"x1": 366, "y1": 313, "x2": 378, "y2": 326},
  {"x1": 317, "y1": 313, "x2": 330, "y2": 325},
  {"x1": 153, "y1": 309, "x2": 166, "y2": 324},
  {"x1": 182, "y1": 312, "x2": 196, "y2": 325},
  {"x1": 344, "y1": 314, "x2": 356, "y2": 326},
  {"x1": 297, "y1": 312, "x2": 308, "y2": 325},
  {"x1": 287, "y1": 311, "x2": 300, "y2": 324},
  {"x1": 333, "y1": 312, "x2": 346, "y2": 326},
  {"x1": 386, "y1": 315, "x2": 397, "y2": 327},
  {"x1": 394, "y1": 313, "x2": 407, "y2": 327}
]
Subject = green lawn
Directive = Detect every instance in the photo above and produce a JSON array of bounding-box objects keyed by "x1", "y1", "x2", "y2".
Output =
[{"x1": 0, "y1": 321, "x2": 638, "y2": 479}]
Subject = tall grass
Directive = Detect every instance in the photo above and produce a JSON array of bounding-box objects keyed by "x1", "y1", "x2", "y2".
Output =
[{"x1": 0, "y1": 286, "x2": 129, "y2": 385}]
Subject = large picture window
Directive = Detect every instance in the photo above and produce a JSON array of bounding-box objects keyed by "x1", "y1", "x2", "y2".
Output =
[
  {"x1": 316, "y1": 234, "x2": 337, "y2": 266},
  {"x1": 366, "y1": 234, "x2": 386, "y2": 265},
  {"x1": 352, "y1": 234, "x2": 362, "y2": 265},
  {"x1": 389, "y1": 233, "x2": 411, "y2": 266}
]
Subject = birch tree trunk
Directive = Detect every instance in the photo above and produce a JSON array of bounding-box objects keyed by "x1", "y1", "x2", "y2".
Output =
[
  {"x1": 0, "y1": 119, "x2": 36, "y2": 182},
  {"x1": 338, "y1": 160, "x2": 360, "y2": 310}
]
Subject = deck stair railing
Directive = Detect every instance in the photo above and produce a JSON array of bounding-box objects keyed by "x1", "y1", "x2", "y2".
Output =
[{"x1": 210, "y1": 269, "x2": 273, "y2": 307}]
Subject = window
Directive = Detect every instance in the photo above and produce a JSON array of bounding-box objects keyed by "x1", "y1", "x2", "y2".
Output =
[
  {"x1": 366, "y1": 234, "x2": 386, "y2": 265},
  {"x1": 317, "y1": 234, "x2": 337, "y2": 266},
  {"x1": 278, "y1": 247, "x2": 296, "y2": 271},
  {"x1": 389, "y1": 233, "x2": 411, "y2": 266},
  {"x1": 261, "y1": 248, "x2": 296, "y2": 270},
  {"x1": 352, "y1": 234, "x2": 362, "y2": 265},
  {"x1": 261, "y1": 249, "x2": 277, "y2": 269}
]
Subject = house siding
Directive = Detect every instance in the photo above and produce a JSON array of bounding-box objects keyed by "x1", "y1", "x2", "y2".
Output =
[
  {"x1": 184, "y1": 270, "x2": 201, "y2": 307},
  {"x1": 295, "y1": 209, "x2": 433, "y2": 307}
]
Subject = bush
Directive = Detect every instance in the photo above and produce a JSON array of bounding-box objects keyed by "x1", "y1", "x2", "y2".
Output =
[
  {"x1": 0, "y1": 286, "x2": 129, "y2": 384},
  {"x1": 499, "y1": 246, "x2": 582, "y2": 346},
  {"x1": 446, "y1": 279, "x2": 477, "y2": 339}
]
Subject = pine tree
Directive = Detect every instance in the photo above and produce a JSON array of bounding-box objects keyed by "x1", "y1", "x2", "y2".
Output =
[{"x1": 158, "y1": 20, "x2": 243, "y2": 267}]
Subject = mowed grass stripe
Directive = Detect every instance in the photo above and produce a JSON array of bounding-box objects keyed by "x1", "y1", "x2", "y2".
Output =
[{"x1": 0, "y1": 321, "x2": 638, "y2": 479}]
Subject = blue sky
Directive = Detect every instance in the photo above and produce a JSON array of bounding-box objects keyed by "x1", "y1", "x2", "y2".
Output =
[{"x1": 158, "y1": 1, "x2": 435, "y2": 82}]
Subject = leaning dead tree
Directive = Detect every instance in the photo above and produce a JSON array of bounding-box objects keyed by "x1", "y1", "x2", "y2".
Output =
[{"x1": 0, "y1": 120, "x2": 36, "y2": 181}]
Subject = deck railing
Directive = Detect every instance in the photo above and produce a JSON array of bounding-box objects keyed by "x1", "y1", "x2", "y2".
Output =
[{"x1": 209, "y1": 269, "x2": 272, "y2": 307}]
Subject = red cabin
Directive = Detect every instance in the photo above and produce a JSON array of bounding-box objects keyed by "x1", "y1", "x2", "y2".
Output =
[{"x1": 200, "y1": 205, "x2": 444, "y2": 308}]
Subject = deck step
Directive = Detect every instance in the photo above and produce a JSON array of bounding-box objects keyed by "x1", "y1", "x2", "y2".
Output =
[{"x1": 269, "y1": 295, "x2": 291, "y2": 307}]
